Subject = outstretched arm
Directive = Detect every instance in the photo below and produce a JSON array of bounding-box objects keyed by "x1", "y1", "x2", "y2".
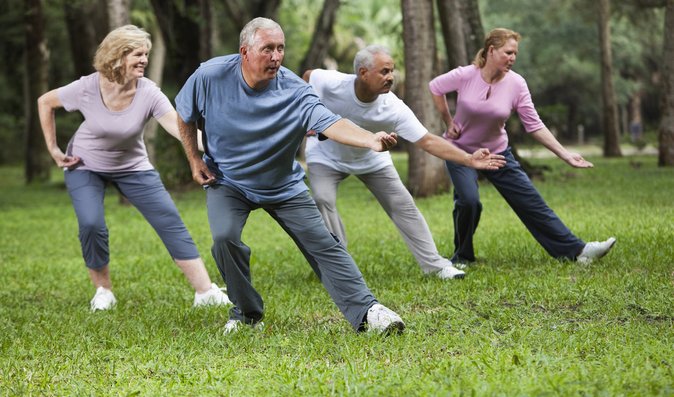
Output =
[
  {"x1": 530, "y1": 127, "x2": 593, "y2": 168},
  {"x1": 415, "y1": 133, "x2": 505, "y2": 170},
  {"x1": 320, "y1": 119, "x2": 398, "y2": 152},
  {"x1": 177, "y1": 116, "x2": 216, "y2": 185},
  {"x1": 37, "y1": 89, "x2": 81, "y2": 168}
]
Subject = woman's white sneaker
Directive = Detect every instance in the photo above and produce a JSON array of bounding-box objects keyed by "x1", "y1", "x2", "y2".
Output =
[
  {"x1": 90, "y1": 286, "x2": 116, "y2": 312},
  {"x1": 193, "y1": 283, "x2": 232, "y2": 307},
  {"x1": 577, "y1": 237, "x2": 617, "y2": 264}
]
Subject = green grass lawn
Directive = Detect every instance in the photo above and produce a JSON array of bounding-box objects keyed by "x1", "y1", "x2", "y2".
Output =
[{"x1": 1, "y1": 154, "x2": 673, "y2": 396}]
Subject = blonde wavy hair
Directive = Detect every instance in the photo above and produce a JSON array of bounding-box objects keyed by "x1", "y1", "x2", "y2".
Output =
[
  {"x1": 93, "y1": 25, "x2": 152, "y2": 84},
  {"x1": 472, "y1": 28, "x2": 521, "y2": 68}
]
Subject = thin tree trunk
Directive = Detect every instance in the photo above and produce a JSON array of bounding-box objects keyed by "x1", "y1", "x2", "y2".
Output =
[
  {"x1": 659, "y1": 0, "x2": 674, "y2": 165},
  {"x1": 459, "y1": 0, "x2": 484, "y2": 59},
  {"x1": 24, "y1": 0, "x2": 51, "y2": 184},
  {"x1": 63, "y1": 1, "x2": 100, "y2": 77},
  {"x1": 299, "y1": 0, "x2": 341, "y2": 74},
  {"x1": 401, "y1": 0, "x2": 450, "y2": 197},
  {"x1": 598, "y1": 0, "x2": 622, "y2": 157},
  {"x1": 144, "y1": 25, "x2": 166, "y2": 166},
  {"x1": 222, "y1": 0, "x2": 282, "y2": 33},
  {"x1": 150, "y1": 0, "x2": 213, "y2": 187},
  {"x1": 107, "y1": 0, "x2": 130, "y2": 28},
  {"x1": 199, "y1": 0, "x2": 213, "y2": 61},
  {"x1": 436, "y1": 0, "x2": 468, "y2": 69}
]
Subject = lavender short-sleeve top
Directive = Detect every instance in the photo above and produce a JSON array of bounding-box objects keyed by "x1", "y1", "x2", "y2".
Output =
[{"x1": 58, "y1": 72, "x2": 173, "y2": 172}]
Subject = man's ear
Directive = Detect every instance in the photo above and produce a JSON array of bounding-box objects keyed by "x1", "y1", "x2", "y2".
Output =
[{"x1": 358, "y1": 67, "x2": 368, "y2": 79}]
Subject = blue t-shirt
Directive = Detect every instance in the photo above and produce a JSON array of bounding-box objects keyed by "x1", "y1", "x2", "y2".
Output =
[{"x1": 175, "y1": 54, "x2": 341, "y2": 204}]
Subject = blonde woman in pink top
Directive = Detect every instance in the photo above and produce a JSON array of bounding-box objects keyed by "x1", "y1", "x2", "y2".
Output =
[
  {"x1": 38, "y1": 25, "x2": 230, "y2": 312},
  {"x1": 429, "y1": 28, "x2": 615, "y2": 265}
]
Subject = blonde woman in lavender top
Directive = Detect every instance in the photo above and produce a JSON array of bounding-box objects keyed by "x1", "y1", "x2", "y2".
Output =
[
  {"x1": 429, "y1": 28, "x2": 616, "y2": 265},
  {"x1": 38, "y1": 25, "x2": 230, "y2": 312}
]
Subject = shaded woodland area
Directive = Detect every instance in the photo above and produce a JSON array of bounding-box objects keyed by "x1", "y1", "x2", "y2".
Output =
[{"x1": 4, "y1": 0, "x2": 674, "y2": 196}]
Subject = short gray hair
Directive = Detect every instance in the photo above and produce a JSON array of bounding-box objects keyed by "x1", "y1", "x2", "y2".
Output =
[
  {"x1": 239, "y1": 17, "x2": 283, "y2": 48},
  {"x1": 353, "y1": 45, "x2": 391, "y2": 74}
]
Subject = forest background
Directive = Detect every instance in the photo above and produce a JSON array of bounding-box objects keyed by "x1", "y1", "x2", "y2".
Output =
[
  {"x1": 2, "y1": 2, "x2": 673, "y2": 395},
  {"x1": 3, "y1": 0, "x2": 674, "y2": 196}
]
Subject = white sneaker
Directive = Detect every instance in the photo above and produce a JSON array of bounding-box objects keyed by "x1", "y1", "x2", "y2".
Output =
[
  {"x1": 577, "y1": 237, "x2": 616, "y2": 264},
  {"x1": 436, "y1": 265, "x2": 466, "y2": 280},
  {"x1": 223, "y1": 319, "x2": 264, "y2": 334},
  {"x1": 90, "y1": 286, "x2": 116, "y2": 312},
  {"x1": 193, "y1": 283, "x2": 232, "y2": 307},
  {"x1": 366, "y1": 304, "x2": 405, "y2": 334}
]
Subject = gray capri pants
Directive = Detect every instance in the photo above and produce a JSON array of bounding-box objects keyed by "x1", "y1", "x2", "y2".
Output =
[{"x1": 64, "y1": 169, "x2": 200, "y2": 269}]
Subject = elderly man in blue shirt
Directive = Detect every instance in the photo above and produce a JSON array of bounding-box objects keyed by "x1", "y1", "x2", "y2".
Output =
[{"x1": 176, "y1": 17, "x2": 404, "y2": 334}]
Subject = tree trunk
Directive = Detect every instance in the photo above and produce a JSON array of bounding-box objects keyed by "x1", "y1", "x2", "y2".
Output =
[
  {"x1": 144, "y1": 24, "x2": 166, "y2": 166},
  {"x1": 150, "y1": 0, "x2": 212, "y2": 83},
  {"x1": 659, "y1": 0, "x2": 674, "y2": 166},
  {"x1": 401, "y1": 0, "x2": 451, "y2": 197},
  {"x1": 222, "y1": 0, "x2": 282, "y2": 33},
  {"x1": 107, "y1": 0, "x2": 130, "y2": 28},
  {"x1": 598, "y1": 0, "x2": 622, "y2": 157},
  {"x1": 459, "y1": 0, "x2": 484, "y2": 59},
  {"x1": 63, "y1": 0, "x2": 102, "y2": 77},
  {"x1": 436, "y1": 0, "x2": 468, "y2": 69},
  {"x1": 298, "y1": 0, "x2": 341, "y2": 74},
  {"x1": 150, "y1": 0, "x2": 213, "y2": 187},
  {"x1": 24, "y1": 0, "x2": 51, "y2": 184}
]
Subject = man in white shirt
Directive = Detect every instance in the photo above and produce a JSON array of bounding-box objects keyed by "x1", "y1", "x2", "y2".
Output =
[{"x1": 303, "y1": 45, "x2": 505, "y2": 279}]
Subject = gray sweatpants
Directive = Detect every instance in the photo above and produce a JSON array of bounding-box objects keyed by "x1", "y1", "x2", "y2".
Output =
[
  {"x1": 64, "y1": 169, "x2": 200, "y2": 269},
  {"x1": 307, "y1": 163, "x2": 452, "y2": 274},
  {"x1": 205, "y1": 185, "x2": 377, "y2": 331}
]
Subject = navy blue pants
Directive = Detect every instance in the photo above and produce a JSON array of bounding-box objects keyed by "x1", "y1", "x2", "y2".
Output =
[
  {"x1": 205, "y1": 185, "x2": 377, "y2": 331},
  {"x1": 445, "y1": 147, "x2": 585, "y2": 263},
  {"x1": 65, "y1": 169, "x2": 200, "y2": 269}
]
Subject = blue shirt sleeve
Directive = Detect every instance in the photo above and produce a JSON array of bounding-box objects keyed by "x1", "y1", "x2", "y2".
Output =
[
  {"x1": 175, "y1": 71, "x2": 203, "y2": 123},
  {"x1": 297, "y1": 85, "x2": 341, "y2": 138}
]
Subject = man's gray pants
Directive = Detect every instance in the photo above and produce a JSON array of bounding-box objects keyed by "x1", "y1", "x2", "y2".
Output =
[
  {"x1": 307, "y1": 163, "x2": 452, "y2": 274},
  {"x1": 206, "y1": 184, "x2": 377, "y2": 331}
]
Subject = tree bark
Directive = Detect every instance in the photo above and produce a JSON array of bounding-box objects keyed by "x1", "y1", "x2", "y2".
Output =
[
  {"x1": 659, "y1": 0, "x2": 674, "y2": 166},
  {"x1": 222, "y1": 0, "x2": 282, "y2": 33},
  {"x1": 144, "y1": 24, "x2": 166, "y2": 166},
  {"x1": 298, "y1": 0, "x2": 341, "y2": 74},
  {"x1": 63, "y1": 0, "x2": 103, "y2": 77},
  {"x1": 401, "y1": 0, "x2": 451, "y2": 197},
  {"x1": 24, "y1": 0, "x2": 51, "y2": 184},
  {"x1": 150, "y1": 0, "x2": 203, "y2": 85},
  {"x1": 150, "y1": 0, "x2": 213, "y2": 187},
  {"x1": 459, "y1": 0, "x2": 484, "y2": 59},
  {"x1": 598, "y1": 0, "x2": 622, "y2": 157},
  {"x1": 107, "y1": 0, "x2": 130, "y2": 28},
  {"x1": 436, "y1": 0, "x2": 468, "y2": 69}
]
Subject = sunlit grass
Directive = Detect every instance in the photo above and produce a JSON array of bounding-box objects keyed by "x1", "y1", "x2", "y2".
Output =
[{"x1": 1, "y1": 155, "x2": 672, "y2": 396}]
